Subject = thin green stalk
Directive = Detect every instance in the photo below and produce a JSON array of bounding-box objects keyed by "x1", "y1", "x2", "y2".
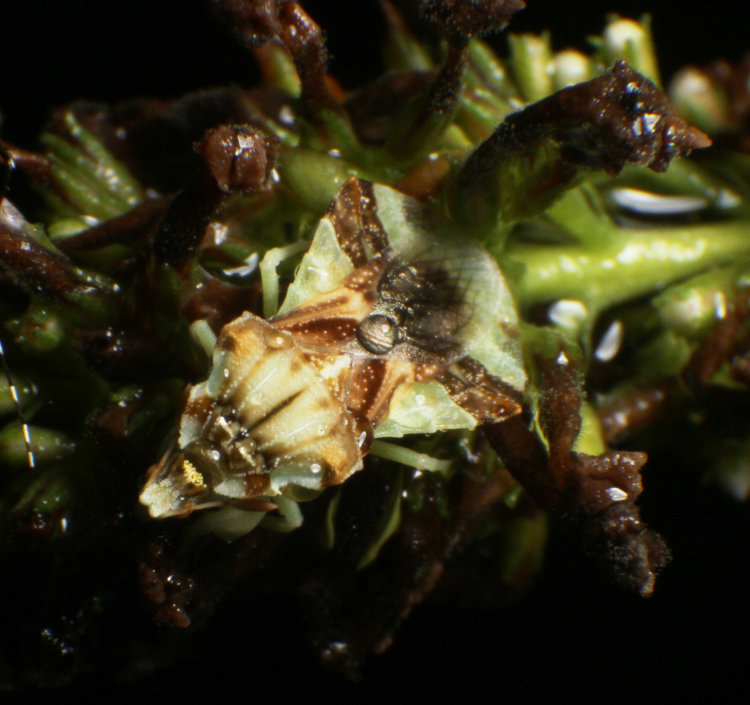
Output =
[{"x1": 506, "y1": 220, "x2": 750, "y2": 316}]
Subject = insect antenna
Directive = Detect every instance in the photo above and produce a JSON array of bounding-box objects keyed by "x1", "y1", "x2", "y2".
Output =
[{"x1": 0, "y1": 143, "x2": 36, "y2": 469}]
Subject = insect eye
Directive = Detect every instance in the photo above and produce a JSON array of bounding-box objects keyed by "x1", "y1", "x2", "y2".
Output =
[{"x1": 356, "y1": 314, "x2": 401, "y2": 354}]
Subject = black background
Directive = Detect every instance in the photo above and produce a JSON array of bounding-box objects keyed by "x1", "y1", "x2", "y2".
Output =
[
  {"x1": 2, "y1": 0, "x2": 747, "y2": 145},
  {"x1": 2, "y1": 1, "x2": 749, "y2": 702}
]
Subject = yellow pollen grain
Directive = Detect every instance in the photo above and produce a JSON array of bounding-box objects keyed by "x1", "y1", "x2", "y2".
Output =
[{"x1": 183, "y1": 459, "x2": 207, "y2": 489}]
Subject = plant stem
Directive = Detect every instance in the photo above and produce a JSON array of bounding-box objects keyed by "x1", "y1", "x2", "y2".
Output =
[{"x1": 506, "y1": 220, "x2": 750, "y2": 315}]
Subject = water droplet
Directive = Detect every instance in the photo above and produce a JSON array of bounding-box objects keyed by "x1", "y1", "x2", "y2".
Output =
[
  {"x1": 714, "y1": 292, "x2": 727, "y2": 320},
  {"x1": 279, "y1": 106, "x2": 294, "y2": 125},
  {"x1": 594, "y1": 320, "x2": 624, "y2": 362},
  {"x1": 606, "y1": 486, "x2": 629, "y2": 502},
  {"x1": 264, "y1": 331, "x2": 290, "y2": 349}
]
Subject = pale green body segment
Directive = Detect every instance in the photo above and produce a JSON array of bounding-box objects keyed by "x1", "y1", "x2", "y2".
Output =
[
  {"x1": 277, "y1": 215, "x2": 355, "y2": 314},
  {"x1": 375, "y1": 382, "x2": 476, "y2": 438}
]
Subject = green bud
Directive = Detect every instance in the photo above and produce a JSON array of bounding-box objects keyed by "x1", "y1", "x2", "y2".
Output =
[
  {"x1": 633, "y1": 329, "x2": 693, "y2": 384},
  {"x1": 382, "y1": 0, "x2": 433, "y2": 73},
  {"x1": 573, "y1": 401, "x2": 607, "y2": 456},
  {"x1": 61, "y1": 112, "x2": 143, "y2": 207},
  {"x1": 256, "y1": 41, "x2": 302, "y2": 96},
  {"x1": 601, "y1": 16, "x2": 661, "y2": 86},
  {"x1": 508, "y1": 32, "x2": 554, "y2": 102},
  {"x1": 47, "y1": 217, "x2": 90, "y2": 240},
  {"x1": 712, "y1": 437, "x2": 750, "y2": 501},
  {"x1": 13, "y1": 467, "x2": 75, "y2": 527},
  {"x1": 357, "y1": 469, "x2": 403, "y2": 569},
  {"x1": 43, "y1": 134, "x2": 128, "y2": 221},
  {"x1": 0, "y1": 375, "x2": 35, "y2": 418},
  {"x1": 669, "y1": 66, "x2": 731, "y2": 136},
  {"x1": 552, "y1": 50, "x2": 593, "y2": 90},
  {"x1": 466, "y1": 39, "x2": 512, "y2": 95},
  {"x1": 0, "y1": 421, "x2": 76, "y2": 469},
  {"x1": 279, "y1": 147, "x2": 361, "y2": 212},
  {"x1": 9, "y1": 304, "x2": 66, "y2": 353},
  {"x1": 496, "y1": 511, "x2": 549, "y2": 587},
  {"x1": 653, "y1": 267, "x2": 741, "y2": 338}
]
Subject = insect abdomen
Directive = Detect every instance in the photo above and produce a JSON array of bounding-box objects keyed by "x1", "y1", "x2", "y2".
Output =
[{"x1": 140, "y1": 312, "x2": 364, "y2": 518}]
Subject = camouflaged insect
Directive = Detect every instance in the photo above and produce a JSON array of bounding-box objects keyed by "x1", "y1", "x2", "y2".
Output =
[{"x1": 139, "y1": 177, "x2": 525, "y2": 520}]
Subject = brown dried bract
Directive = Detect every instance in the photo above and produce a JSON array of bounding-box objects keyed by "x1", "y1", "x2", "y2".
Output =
[
  {"x1": 139, "y1": 541, "x2": 195, "y2": 628},
  {"x1": 571, "y1": 451, "x2": 669, "y2": 596},
  {"x1": 216, "y1": 0, "x2": 342, "y2": 120},
  {"x1": 53, "y1": 91, "x2": 269, "y2": 194},
  {"x1": 484, "y1": 337, "x2": 669, "y2": 596},
  {"x1": 598, "y1": 386, "x2": 671, "y2": 444},
  {"x1": 679, "y1": 290, "x2": 750, "y2": 437},
  {"x1": 684, "y1": 290, "x2": 750, "y2": 391},
  {"x1": 212, "y1": 0, "x2": 286, "y2": 48},
  {"x1": 706, "y1": 55, "x2": 750, "y2": 125},
  {"x1": 678, "y1": 54, "x2": 750, "y2": 150},
  {"x1": 196, "y1": 125, "x2": 278, "y2": 194},
  {"x1": 461, "y1": 60, "x2": 711, "y2": 188},
  {"x1": 421, "y1": 0, "x2": 525, "y2": 38},
  {"x1": 279, "y1": 3, "x2": 340, "y2": 114},
  {"x1": 55, "y1": 197, "x2": 168, "y2": 254},
  {"x1": 301, "y1": 437, "x2": 519, "y2": 676},
  {"x1": 347, "y1": 73, "x2": 433, "y2": 146},
  {"x1": 154, "y1": 124, "x2": 277, "y2": 267},
  {"x1": 572, "y1": 61, "x2": 712, "y2": 173},
  {"x1": 0, "y1": 198, "x2": 112, "y2": 303}
]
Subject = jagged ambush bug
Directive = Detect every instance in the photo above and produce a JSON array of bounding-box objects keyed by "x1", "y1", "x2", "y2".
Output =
[{"x1": 140, "y1": 177, "x2": 525, "y2": 531}]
